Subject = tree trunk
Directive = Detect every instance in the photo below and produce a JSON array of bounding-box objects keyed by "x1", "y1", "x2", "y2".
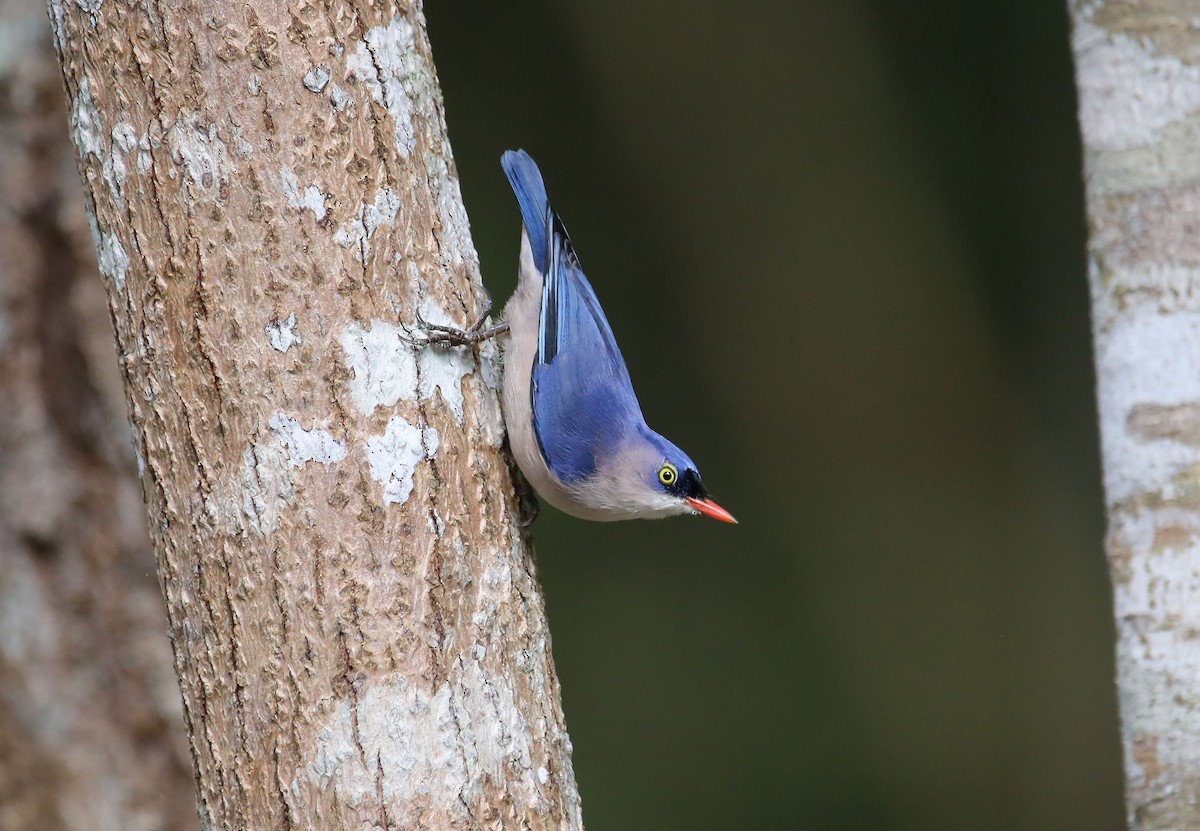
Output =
[
  {"x1": 49, "y1": 0, "x2": 584, "y2": 828},
  {"x1": 1070, "y1": 5, "x2": 1200, "y2": 829},
  {"x1": 0, "y1": 2, "x2": 196, "y2": 828}
]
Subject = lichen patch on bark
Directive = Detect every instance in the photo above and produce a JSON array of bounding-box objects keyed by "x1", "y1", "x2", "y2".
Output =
[
  {"x1": 345, "y1": 16, "x2": 418, "y2": 159},
  {"x1": 165, "y1": 113, "x2": 229, "y2": 196},
  {"x1": 339, "y1": 318, "x2": 474, "y2": 424},
  {"x1": 265, "y1": 312, "x2": 300, "y2": 353},
  {"x1": 1094, "y1": 305, "x2": 1200, "y2": 503},
  {"x1": 1074, "y1": 18, "x2": 1200, "y2": 154},
  {"x1": 340, "y1": 321, "x2": 420, "y2": 416},
  {"x1": 334, "y1": 188, "x2": 401, "y2": 264},
  {"x1": 268, "y1": 413, "x2": 347, "y2": 468},
  {"x1": 365, "y1": 415, "x2": 438, "y2": 506},
  {"x1": 280, "y1": 169, "x2": 328, "y2": 222}
]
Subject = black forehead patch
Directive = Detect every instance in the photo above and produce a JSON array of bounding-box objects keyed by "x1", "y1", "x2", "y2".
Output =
[{"x1": 674, "y1": 467, "x2": 707, "y2": 500}]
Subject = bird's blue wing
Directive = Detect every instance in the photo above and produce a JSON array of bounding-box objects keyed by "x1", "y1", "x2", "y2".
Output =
[
  {"x1": 531, "y1": 229, "x2": 641, "y2": 484},
  {"x1": 501, "y1": 150, "x2": 642, "y2": 485}
]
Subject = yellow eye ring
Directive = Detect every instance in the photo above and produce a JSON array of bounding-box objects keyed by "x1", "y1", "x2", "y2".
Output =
[{"x1": 658, "y1": 462, "x2": 678, "y2": 487}]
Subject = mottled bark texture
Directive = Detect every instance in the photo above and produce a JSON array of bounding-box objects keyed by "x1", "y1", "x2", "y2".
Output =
[
  {"x1": 1070, "y1": 3, "x2": 1200, "y2": 829},
  {"x1": 0, "y1": 1, "x2": 196, "y2": 828},
  {"x1": 49, "y1": 1, "x2": 583, "y2": 828}
]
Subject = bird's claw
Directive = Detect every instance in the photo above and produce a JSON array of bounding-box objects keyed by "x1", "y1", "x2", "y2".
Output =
[
  {"x1": 513, "y1": 469, "x2": 540, "y2": 528},
  {"x1": 416, "y1": 301, "x2": 509, "y2": 347}
]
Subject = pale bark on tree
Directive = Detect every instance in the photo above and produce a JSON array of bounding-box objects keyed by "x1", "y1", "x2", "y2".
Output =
[
  {"x1": 1070, "y1": 3, "x2": 1200, "y2": 829},
  {"x1": 0, "y1": 1, "x2": 196, "y2": 828},
  {"x1": 49, "y1": 0, "x2": 584, "y2": 828}
]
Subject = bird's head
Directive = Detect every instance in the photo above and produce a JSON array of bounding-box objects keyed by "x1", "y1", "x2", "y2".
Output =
[
  {"x1": 648, "y1": 438, "x2": 737, "y2": 523},
  {"x1": 583, "y1": 427, "x2": 736, "y2": 523}
]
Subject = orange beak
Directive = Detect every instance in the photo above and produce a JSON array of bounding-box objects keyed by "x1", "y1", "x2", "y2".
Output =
[{"x1": 685, "y1": 497, "x2": 738, "y2": 524}]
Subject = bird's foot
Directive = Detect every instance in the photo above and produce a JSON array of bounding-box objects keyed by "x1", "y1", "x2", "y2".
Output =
[
  {"x1": 514, "y1": 470, "x2": 540, "y2": 528},
  {"x1": 417, "y1": 299, "x2": 509, "y2": 347},
  {"x1": 501, "y1": 450, "x2": 539, "y2": 528}
]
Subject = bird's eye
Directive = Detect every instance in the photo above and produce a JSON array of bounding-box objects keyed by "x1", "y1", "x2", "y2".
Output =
[{"x1": 658, "y1": 463, "x2": 678, "y2": 487}]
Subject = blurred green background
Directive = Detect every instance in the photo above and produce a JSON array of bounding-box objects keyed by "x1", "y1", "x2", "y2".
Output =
[{"x1": 425, "y1": 2, "x2": 1120, "y2": 829}]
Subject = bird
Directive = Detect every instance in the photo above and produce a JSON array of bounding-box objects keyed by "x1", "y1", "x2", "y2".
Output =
[{"x1": 425, "y1": 149, "x2": 735, "y2": 524}]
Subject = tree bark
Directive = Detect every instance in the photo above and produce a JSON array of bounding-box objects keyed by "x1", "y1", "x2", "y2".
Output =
[
  {"x1": 0, "y1": 2, "x2": 196, "y2": 828},
  {"x1": 1070, "y1": 4, "x2": 1200, "y2": 828},
  {"x1": 49, "y1": 0, "x2": 583, "y2": 828}
]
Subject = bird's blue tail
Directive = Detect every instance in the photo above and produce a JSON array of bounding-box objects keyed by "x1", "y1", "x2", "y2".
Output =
[{"x1": 501, "y1": 149, "x2": 550, "y2": 273}]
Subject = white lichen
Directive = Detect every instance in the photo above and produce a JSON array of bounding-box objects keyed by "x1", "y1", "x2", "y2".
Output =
[
  {"x1": 424, "y1": 151, "x2": 475, "y2": 268},
  {"x1": 66, "y1": 77, "x2": 132, "y2": 207},
  {"x1": 129, "y1": 420, "x2": 145, "y2": 478},
  {"x1": 303, "y1": 65, "x2": 331, "y2": 93},
  {"x1": 1107, "y1": 504, "x2": 1200, "y2": 793},
  {"x1": 268, "y1": 413, "x2": 347, "y2": 468},
  {"x1": 111, "y1": 122, "x2": 137, "y2": 153},
  {"x1": 237, "y1": 439, "x2": 293, "y2": 537},
  {"x1": 340, "y1": 320, "x2": 417, "y2": 415},
  {"x1": 365, "y1": 416, "x2": 438, "y2": 506},
  {"x1": 70, "y1": 76, "x2": 104, "y2": 160},
  {"x1": 1095, "y1": 302, "x2": 1200, "y2": 505},
  {"x1": 280, "y1": 169, "x2": 328, "y2": 221},
  {"x1": 101, "y1": 122, "x2": 142, "y2": 207},
  {"x1": 103, "y1": 121, "x2": 139, "y2": 202},
  {"x1": 209, "y1": 413, "x2": 344, "y2": 537},
  {"x1": 334, "y1": 188, "x2": 400, "y2": 265},
  {"x1": 136, "y1": 132, "x2": 153, "y2": 174},
  {"x1": 345, "y1": 15, "x2": 418, "y2": 157},
  {"x1": 166, "y1": 113, "x2": 228, "y2": 194},
  {"x1": 414, "y1": 298, "x2": 474, "y2": 425},
  {"x1": 306, "y1": 677, "x2": 459, "y2": 804},
  {"x1": 1074, "y1": 19, "x2": 1200, "y2": 154},
  {"x1": 72, "y1": 0, "x2": 103, "y2": 18},
  {"x1": 329, "y1": 84, "x2": 351, "y2": 112},
  {"x1": 300, "y1": 668, "x2": 548, "y2": 818},
  {"x1": 266, "y1": 312, "x2": 301, "y2": 353},
  {"x1": 429, "y1": 509, "x2": 445, "y2": 536},
  {"x1": 230, "y1": 124, "x2": 254, "y2": 160},
  {"x1": 365, "y1": 189, "x2": 401, "y2": 237},
  {"x1": 46, "y1": 0, "x2": 67, "y2": 54},
  {"x1": 97, "y1": 232, "x2": 129, "y2": 290},
  {"x1": 108, "y1": 154, "x2": 128, "y2": 202},
  {"x1": 339, "y1": 317, "x2": 474, "y2": 424}
]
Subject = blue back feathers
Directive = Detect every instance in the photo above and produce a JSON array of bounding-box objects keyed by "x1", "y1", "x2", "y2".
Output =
[{"x1": 501, "y1": 150, "x2": 645, "y2": 484}]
